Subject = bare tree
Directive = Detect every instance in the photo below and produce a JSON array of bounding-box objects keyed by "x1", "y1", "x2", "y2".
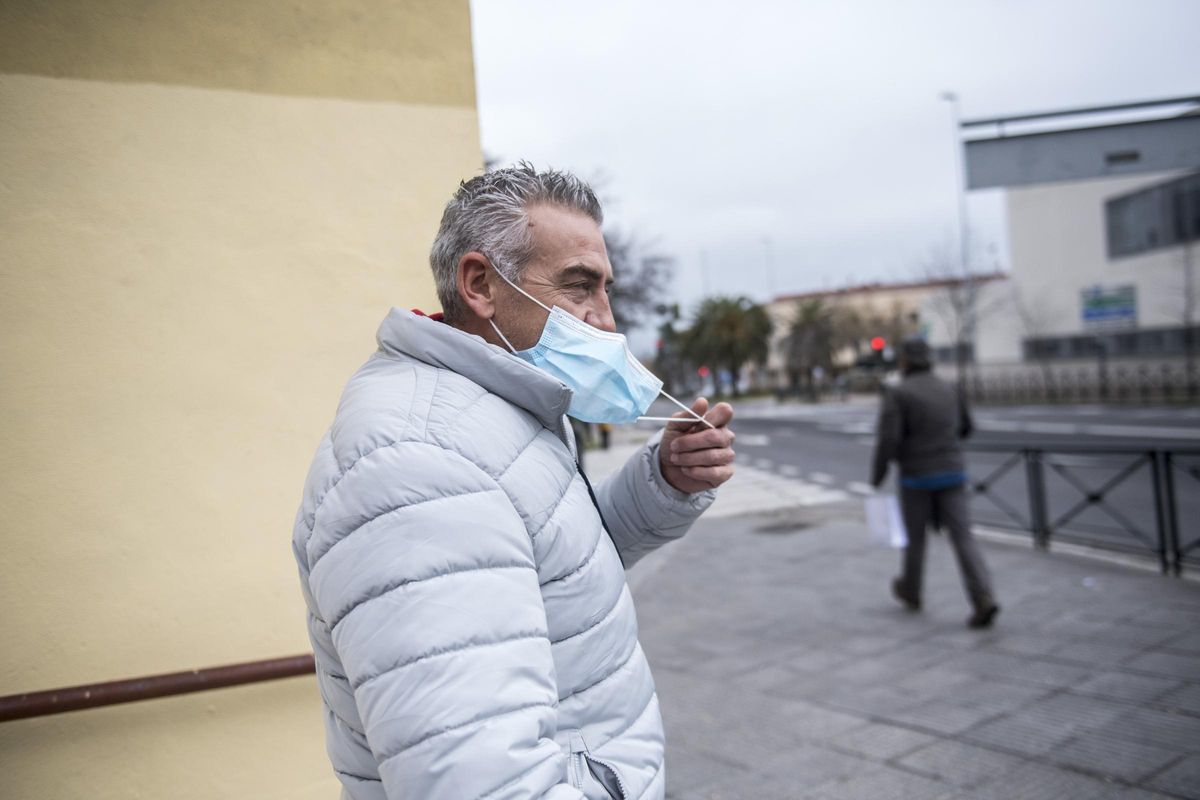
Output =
[
  {"x1": 1184, "y1": 239, "x2": 1198, "y2": 398},
  {"x1": 604, "y1": 229, "x2": 674, "y2": 334},
  {"x1": 1011, "y1": 285, "x2": 1060, "y2": 399},
  {"x1": 917, "y1": 236, "x2": 1004, "y2": 388},
  {"x1": 1157, "y1": 238, "x2": 1200, "y2": 399}
]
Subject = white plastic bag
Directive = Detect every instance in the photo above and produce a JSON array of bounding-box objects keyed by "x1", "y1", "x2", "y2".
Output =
[{"x1": 864, "y1": 493, "x2": 907, "y2": 548}]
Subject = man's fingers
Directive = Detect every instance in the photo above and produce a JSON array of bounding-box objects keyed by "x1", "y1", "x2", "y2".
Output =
[
  {"x1": 679, "y1": 465, "x2": 733, "y2": 486},
  {"x1": 670, "y1": 447, "x2": 735, "y2": 467},
  {"x1": 703, "y1": 401, "x2": 734, "y2": 428},
  {"x1": 666, "y1": 397, "x2": 707, "y2": 431},
  {"x1": 669, "y1": 426, "x2": 735, "y2": 453}
]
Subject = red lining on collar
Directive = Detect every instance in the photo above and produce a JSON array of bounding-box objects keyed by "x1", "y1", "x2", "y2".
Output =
[{"x1": 411, "y1": 308, "x2": 445, "y2": 322}]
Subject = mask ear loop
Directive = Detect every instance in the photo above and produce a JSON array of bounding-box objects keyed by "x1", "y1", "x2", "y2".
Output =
[
  {"x1": 490, "y1": 258, "x2": 553, "y2": 313},
  {"x1": 488, "y1": 318, "x2": 519, "y2": 354},
  {"x1": 649, "y1": 389, "x2": 716, "y2": 429}
]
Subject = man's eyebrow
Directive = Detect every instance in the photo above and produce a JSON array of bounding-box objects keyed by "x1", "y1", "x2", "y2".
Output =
[{"x1": 558, "y1": 264, "x2": 612, "y2": 285}]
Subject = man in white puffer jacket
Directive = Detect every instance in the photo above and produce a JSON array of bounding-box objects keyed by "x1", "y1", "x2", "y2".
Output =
[{"x1": 292, "y1": 165, "x2": 735, "y2": 799}]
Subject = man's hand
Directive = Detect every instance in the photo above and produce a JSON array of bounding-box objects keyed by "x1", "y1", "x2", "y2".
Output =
[{"x1": 659, "y1": 397, "x2": 735, "y2": 494}]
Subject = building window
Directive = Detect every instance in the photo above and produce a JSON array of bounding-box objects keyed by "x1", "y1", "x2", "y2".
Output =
[
  {"x1": 1105, "y1": 150, "x2": 1141, "y2": 166},
  {"x1": 1105, "y1": 171, "x2": 1200, "y2": 258}
]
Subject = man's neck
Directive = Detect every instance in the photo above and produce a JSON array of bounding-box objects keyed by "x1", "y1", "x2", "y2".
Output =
[{"x1": 454, "y1": 314, "x2": 503, "y2": 349}]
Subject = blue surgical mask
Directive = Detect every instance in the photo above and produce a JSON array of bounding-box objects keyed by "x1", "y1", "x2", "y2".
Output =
[{"x1": 487, "y1": 265, "x2": 663, "y2": 424}]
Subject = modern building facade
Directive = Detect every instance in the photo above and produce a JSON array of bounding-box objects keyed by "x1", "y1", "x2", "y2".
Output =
[
  {"x1": 0, "y1": 2, "x2": 482, "y2": 797},
  {"x1": 963, "y1": 98, "x2": 1200, "y2": 394}
]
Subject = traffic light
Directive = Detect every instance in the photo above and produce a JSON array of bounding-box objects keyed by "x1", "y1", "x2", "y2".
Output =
[
  {"x1": 697, "y1": 365, "x2": 711, "y2": 378},
  {"x1": 870, "y1": 336, "x2": 886, "y2": 352}
]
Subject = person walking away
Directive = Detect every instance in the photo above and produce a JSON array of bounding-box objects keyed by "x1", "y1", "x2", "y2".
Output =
[{"x1": 870, "y1": 338, "x2": 999, "y2": 628}]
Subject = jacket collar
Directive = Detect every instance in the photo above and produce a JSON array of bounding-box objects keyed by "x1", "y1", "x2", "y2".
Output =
[{"x1": 375, "y1": 307, "x2": 573, "y2": 433}]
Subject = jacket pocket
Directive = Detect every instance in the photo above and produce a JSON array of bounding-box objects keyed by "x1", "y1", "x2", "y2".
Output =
[
  {"x1": 565, "y1": 731, "x2": 628, "y2": 799},
  {"x1": 583, "y1": 753, "x2": 627, "y2": 799}
]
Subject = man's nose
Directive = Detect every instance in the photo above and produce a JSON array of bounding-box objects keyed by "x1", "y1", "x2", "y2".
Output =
[{"x1": 586, "y1": 296, "x2": 617, "y2": 333}]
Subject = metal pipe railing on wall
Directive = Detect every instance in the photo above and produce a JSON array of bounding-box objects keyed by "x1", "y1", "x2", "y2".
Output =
[{"x1": 0, "y1": 654, "x2": 315, "y2": 723}]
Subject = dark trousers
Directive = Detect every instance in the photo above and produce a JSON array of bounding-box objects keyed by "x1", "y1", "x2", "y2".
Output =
[{"x1": 898, "y1": 484, "x2": 995, "y2": 612}]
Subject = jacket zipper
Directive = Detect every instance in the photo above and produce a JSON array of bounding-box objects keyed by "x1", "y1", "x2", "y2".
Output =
[
  {"x1": 568, "y1": 731, "x2": 587, "y2": 790},
  {"x1": 560, "y1": 416, "x2": 578, "y2": 462},
  {"x1": 583, "y1": 752, "x2": 630, "y2": 800},
  {"x1": 568, "y1": 729, "x2": 630, "y2": 799}
]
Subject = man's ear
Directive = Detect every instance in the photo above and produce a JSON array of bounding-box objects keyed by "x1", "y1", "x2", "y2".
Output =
[{"x1": 457, "y1": 251, "x2": 496, "y2": 320}]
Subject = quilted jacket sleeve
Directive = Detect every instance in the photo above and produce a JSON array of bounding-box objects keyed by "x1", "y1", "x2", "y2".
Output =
[
  {"x1": 304, "y1": 441, "x2": 583, "y2": 799},
  {"x1": 594, "y1": 430, "x2": 715, "y2": 567}
]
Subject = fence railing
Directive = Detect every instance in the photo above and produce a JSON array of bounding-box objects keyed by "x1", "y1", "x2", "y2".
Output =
[
  {"x1": 967, "y1": 363, "x2": 1199, "y2": 405},
  {"x1": 964, "y1": 443, "x2": 1199, "y2": 575}
]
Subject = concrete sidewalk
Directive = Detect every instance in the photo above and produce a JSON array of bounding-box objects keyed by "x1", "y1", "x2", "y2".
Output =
[{"x1": 626, "y1": 504, "x2": 1200, "y2": 799}]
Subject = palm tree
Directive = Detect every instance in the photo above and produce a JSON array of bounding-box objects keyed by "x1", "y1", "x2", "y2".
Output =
[
  {"x1": 681, "y1": 296, "x2": 773, "y2": 397},
  {"x1": 785, "y1": 299, "x2": 835, "y2": 397}
]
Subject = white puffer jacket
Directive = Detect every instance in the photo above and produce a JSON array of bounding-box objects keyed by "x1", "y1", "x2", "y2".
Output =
[{"x1": 292, "y1": 309, "x2": 713, "y2": 799}]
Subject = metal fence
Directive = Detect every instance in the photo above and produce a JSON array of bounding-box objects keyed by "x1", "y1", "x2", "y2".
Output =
[
  {"x1": 964, "y1": 443, "x2": 1199, "y2": 574},
  {"x1": 967, "y1": 363, "x2": 1198, "y2": 405}
]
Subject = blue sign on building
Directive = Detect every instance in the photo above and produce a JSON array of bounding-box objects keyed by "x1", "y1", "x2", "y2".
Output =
[{"x1": 1080, "y1": 284, "x2": 1137, "y2": 331}]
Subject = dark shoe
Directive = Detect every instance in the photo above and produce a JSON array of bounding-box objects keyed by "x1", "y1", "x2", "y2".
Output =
[
  {"x1": 892, "y1": 578, "x2": 921, "y2": 612},
  {"x1": 967, "y1": 604, "x2": 1000, "y2": 629}
]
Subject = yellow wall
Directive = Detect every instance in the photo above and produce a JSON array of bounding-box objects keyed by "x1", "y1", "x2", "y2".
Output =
[{"x1": 0, "y1": 3, "x2": 481, "y2": 797}]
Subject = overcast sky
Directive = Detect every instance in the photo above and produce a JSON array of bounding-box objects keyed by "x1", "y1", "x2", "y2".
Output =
[{"x1": 470, "y1": 0, "x2": 1200, "y2": 333}]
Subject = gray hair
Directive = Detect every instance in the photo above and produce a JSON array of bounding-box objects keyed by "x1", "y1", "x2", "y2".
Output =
[{"x1": 429, "y1": 162, "x2": 603, "y2": 322}]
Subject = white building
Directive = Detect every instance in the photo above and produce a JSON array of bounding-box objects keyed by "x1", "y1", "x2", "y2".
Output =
[{"x1": 963, "y1": 97, "x2": 1200, "y2": 393}]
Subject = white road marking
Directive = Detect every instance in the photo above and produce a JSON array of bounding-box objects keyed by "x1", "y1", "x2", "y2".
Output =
[
  {"x1": 702, "y1": 463, "x2": 853, "y2": 517},
  {"x1": 779, "y1": 464, "x2": 801, "y2": 477},
  {"x1": 976, "y1": 419, "x2": 1023, "y2": 432},
  {"x1": 809, "y1": 472, "x2": 835, "y2": 485},
  {"x1": 754, "y1": 458, "x2": 775, "y2": 470},
  {"x1": 847, "y1": 481, "x2": 877, "y2": 496},
  {"x1": 819, "y1": 422, "x2": 875, "y2": 435},
  {"x1": 735, "y1": 433, "x2": 771, "y2": 447},
  {"x1": 1023, "y1": 421, "x2": 1080, "y2": 435}
]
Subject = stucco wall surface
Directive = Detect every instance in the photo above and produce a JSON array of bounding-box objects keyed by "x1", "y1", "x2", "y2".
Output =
[
  {"x1": 0, "y1": 2, "x2": 481, "y2": 795},
  {"x1": 0, "y1": 0, "x2": 476, "y2": 106}
]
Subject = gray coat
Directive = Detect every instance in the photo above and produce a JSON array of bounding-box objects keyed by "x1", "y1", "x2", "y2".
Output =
[
  {"x1": 292, "y1": 308, "x2": 714, "y2": 799},
  {"x1": 871, "y1": 369, "x2": 973, "y2": 486}
]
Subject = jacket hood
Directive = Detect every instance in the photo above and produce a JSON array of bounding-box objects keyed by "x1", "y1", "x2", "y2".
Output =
[{"x1": 375, "y1": 307, "x2": 573, "y2": 432}]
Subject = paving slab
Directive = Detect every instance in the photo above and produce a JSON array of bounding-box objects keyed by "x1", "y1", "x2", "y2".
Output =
[
  {"x1": 628, "y1": 505, "x2": 1200, "y2": 798},
  {"x1": 1147, "y1": 753, "x2": 1200, "y2": 799}
]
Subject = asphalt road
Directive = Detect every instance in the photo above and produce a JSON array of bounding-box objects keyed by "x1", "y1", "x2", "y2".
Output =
[{"x1": 652, "y1": 398, "x2": 1200, "y2": 570}]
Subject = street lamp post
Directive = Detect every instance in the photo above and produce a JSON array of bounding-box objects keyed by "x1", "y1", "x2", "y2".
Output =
[
  {"x1": 940, "y1": 91, "x2": 970, "y2": 279},
  {"x1": 941, "y1": 91, "x2": 974, "y2": 389}
]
